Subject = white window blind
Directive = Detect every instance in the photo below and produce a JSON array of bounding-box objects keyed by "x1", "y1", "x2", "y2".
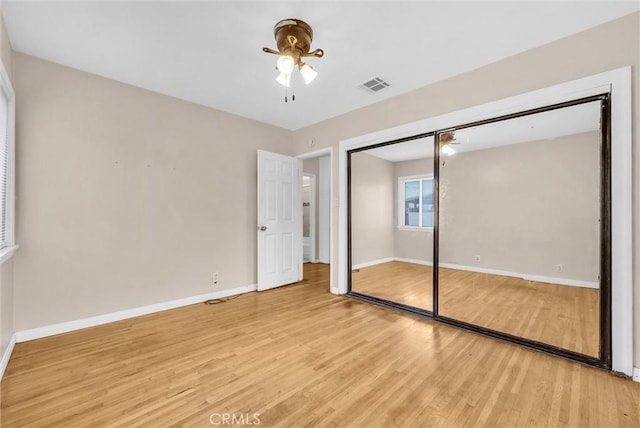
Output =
[{"x1": 0, "y1": 87, "x2": 9, "y2": 249}]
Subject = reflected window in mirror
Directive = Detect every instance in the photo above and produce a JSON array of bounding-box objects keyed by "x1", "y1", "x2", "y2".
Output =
[{"x1": 399, "y1": 176, "x2": 434, "y2": 229}]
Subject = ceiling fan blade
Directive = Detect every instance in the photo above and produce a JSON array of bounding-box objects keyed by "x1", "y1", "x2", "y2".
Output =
[{"x1": 302, "y1": 48, "x2": 324, "y2": 58}]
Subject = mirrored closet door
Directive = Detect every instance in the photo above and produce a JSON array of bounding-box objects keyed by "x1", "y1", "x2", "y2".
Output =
[
  {"x1": 349, "y1": 136, "x2": 434, "y2": 312},
  {"x1": 347, "y1": 94, "x2": 611, "y2": 367},
  {"x1": 436, "y1": 97, "x2": 609, "y2": 360}
]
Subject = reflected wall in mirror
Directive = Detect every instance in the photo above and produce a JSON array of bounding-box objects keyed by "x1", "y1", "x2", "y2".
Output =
[
  {"x1": 437, "y1": 100, "x2": 603, "y2": 357},
  {"x1": 350, "y1": 137, "x2": 434, "y2": 311}
]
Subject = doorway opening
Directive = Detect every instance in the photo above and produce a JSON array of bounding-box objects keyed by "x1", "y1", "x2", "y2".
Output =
[{"x1": 299, "y1": 148, "x2": 333, "y2": 292}]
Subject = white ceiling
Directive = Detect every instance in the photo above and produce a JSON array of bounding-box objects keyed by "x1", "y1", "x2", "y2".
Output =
[
  {"x1": 364, "y1": 100, "x2": 601, "y2": 162},
  {"x1": 2, "y1": 2, "x2": 637, "y2": 130}
]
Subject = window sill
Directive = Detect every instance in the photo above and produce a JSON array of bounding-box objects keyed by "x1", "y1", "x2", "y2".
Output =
[
  {"x1": 398, "y1": 227, "x2": 433, "y2": 233},
  {"x1": 0, "y1": 245, "x2": 18, "y2": 265}
]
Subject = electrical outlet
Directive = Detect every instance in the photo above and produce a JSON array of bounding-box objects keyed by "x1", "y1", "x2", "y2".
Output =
[
  {"x1": 555, "y1": 264, "x2": 563, "y2": 273},
  {"x1": 212, "y1": 272, "x2": 219, "y2": 286},
  {"x1": 474, "y1": 255, "x2": 481, "y2": 262}
]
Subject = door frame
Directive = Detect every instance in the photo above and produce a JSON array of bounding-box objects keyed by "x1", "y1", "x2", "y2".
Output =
[
  {"x1": 302, "y1": 172, "x2": 316, "y2": 263},
  {"x1": 338, "y1": 66, "x2": 633, "y2": 377},
  {"x1": 297, "y1": 147, "x2": 335, "y2": 293}
]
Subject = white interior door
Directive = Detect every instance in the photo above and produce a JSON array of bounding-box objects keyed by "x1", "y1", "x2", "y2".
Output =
[{"x1": 257, "y1": 150, "x2": 303, "y2": 291}]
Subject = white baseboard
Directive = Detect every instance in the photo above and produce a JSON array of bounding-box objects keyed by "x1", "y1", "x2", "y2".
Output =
[
  {"x1": 0, "y1": 333, "x2": 16, "y2": 381},
  {"x1": 439, "y1": 262, "x2": 599, "y2": 289},
  {"x1": 519, "y1": 273, "x2": 599, "y2": 289},
  {"x1": 14, "y1": 284, "x2": 257, "y2": 343},
  {"x1": 394, "y1": 257, "x2": 433, "y2": 267},
  {"x1": 633, "y1": 367, "x2": 640, "y2": 382},
  {"x1": 391, "y1": 258, "x2": 598, "y2": 289},
  {"x1": 352, "y1": 257, "x2": 394, "y2": 270}
]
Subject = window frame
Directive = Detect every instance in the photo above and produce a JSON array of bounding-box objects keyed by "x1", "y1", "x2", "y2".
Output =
[
  {"x1": 398, "y1": 174, "x2": 434, "y2": 231},
  {"x1": 0, "y1": 59, "x2": 17, "y2": 265}
]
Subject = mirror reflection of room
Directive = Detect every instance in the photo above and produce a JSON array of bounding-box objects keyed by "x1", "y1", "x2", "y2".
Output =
[
  {"x1": 350, "y1": 137, "x2": 434, "y2": 311},
  {"x1": 438, "y1": 101, "x2": 602, "y2": 357}
]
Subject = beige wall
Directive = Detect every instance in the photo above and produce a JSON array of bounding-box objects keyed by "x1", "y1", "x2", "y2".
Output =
[
  {"x1": 440, "y1": 133, "x2": 599, "y2": 281},
  {"x1": 0, "y1": 11, "x2": 13, "y2": 359},
  {"x1": 291, "y1": 13, "x2": 639, "y2": 366},
  {"x1": 12, "y1": 53, "x2": 292, "y2": 331},
  {"x1": 350, "y1": 152, "x2": 394, "y2": 266}
]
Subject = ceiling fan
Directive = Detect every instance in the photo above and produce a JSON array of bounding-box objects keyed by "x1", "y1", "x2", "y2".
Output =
[
  {"x1": 262, "y1": 19, "x2": 324, "y2": 93},
  {"x1": 439, "y1": 129, "x2": 475, "y2": 155},
  {"x1": 439, "y1": 131, "x2": 458, "y2": 156}
]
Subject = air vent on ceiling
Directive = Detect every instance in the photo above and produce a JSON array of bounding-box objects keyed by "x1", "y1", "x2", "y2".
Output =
[{"x1": 360, "y1": 77, "x2": 390, "y2": 93}]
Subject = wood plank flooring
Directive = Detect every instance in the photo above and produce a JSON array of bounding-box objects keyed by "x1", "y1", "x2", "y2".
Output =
[
  {"x1": 2, "y1": 263, "x2": 638, "y2": 427},
  {"x1": 352, "y1": 261, "x2": 599, "y2": 357},
  {"x1": 352, "y1": 261, "x2": 433, "y2": 310}
]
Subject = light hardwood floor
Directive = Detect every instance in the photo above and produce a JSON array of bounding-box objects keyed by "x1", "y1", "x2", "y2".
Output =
[
  {"x1": 352, "y1": 261, "x2": 599, "y2": 357},
  {"x1": 352, "y1": 261, "x2": 433, "y2": 310},
  {"x1": 2, "y1": 263, "x2": 638, "y2": 427}
]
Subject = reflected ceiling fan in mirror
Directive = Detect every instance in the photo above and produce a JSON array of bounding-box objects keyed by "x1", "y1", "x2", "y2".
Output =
[
  {"x1": 440, "y1": 129, "x2": 475, "y2": 156},
  {"x1": 262, "y1": 19, "x2": 324, "y2": 102},
  {"x1": 440, "y1": 131, "x2": 458, "y2": 156}
]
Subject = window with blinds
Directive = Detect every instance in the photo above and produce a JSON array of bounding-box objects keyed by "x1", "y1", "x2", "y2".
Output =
[
  {"x1": 0, "y1": 87, "x2": 8, "y2": 249},
  {"x1": 0, "y1": 68, "x2": 13, "y2": 253}
]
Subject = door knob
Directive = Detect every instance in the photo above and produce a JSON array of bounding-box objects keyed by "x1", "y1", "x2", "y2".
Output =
[{"x1": 258, "y1": 226, "x2": 267, "y2": 231}]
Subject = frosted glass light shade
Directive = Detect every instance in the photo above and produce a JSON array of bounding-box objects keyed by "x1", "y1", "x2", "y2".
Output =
[
  {"x1": 276, "y1": 72, "x2": 291, "y2": 87},
  {"x1": 276, "y1": 56, "x2": 296, "y2": 74},
  {"x1": 441, "y1": 144, "x2": 456, "y2": 156},
  {"x1": 299, "y1": 63, "x2": 318, "y2": 84}
]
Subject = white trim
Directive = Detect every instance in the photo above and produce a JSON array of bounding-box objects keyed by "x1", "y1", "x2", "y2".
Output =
[
  {"x1": 633, "y1": 367, "x2": 639, "y2": 383},
  {"x1": 397, "y1": 226, "x2": 433, "y2": 233},
  {"x1": 0, "y1": 244, "x2": 17, "y2": 265},
  {"x1": 297, "y1": 147, "x2": 335, "y2": 294},
  {"x1": 519, "y1": 273, "x2": 599, "y2": 289},
  {"x1": 297, "y1": 147, "x2": 332, "y2": 161},
  {"x1": 352, "y1": 257, "x2": 394, "y2": 270},
  {"x1": 609, "y1": 67, "x2": 633, "y2": 378},
  {"x1": 437, "y1": 262, "x2": 599, "y2": 289},
  {"x1": 390, "y1": 258, "x2": 598, "y2": 288},
  {"x1": 338, "y1": 67, "x2": 633, "y2": 376},
  {"x1": 317, "y1": 156, "x2": 331, "y2": 264},
  {"x1": 14, "y1": 284, "x2": 256, "y2": 343},
  {"x1": 394, "y1": 257, "x2": 433, "y2": 266},
  {"x1": 0, "y1": 333, "x2": 16, "y2": 381}
]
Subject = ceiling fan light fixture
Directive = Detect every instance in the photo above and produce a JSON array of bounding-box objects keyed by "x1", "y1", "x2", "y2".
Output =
[
  {"x1": 262, "y1": 18, "x2": 324, "y2": 98},
  {"x1": 275, "y1": 72, "x2": 291, "y2": 88},
  {"x1": 299, "y1": 62, "x2": 318, "y2": 84},
  {"x1": 276, "y1": 55, "x2": 296, "y2": 75}
]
